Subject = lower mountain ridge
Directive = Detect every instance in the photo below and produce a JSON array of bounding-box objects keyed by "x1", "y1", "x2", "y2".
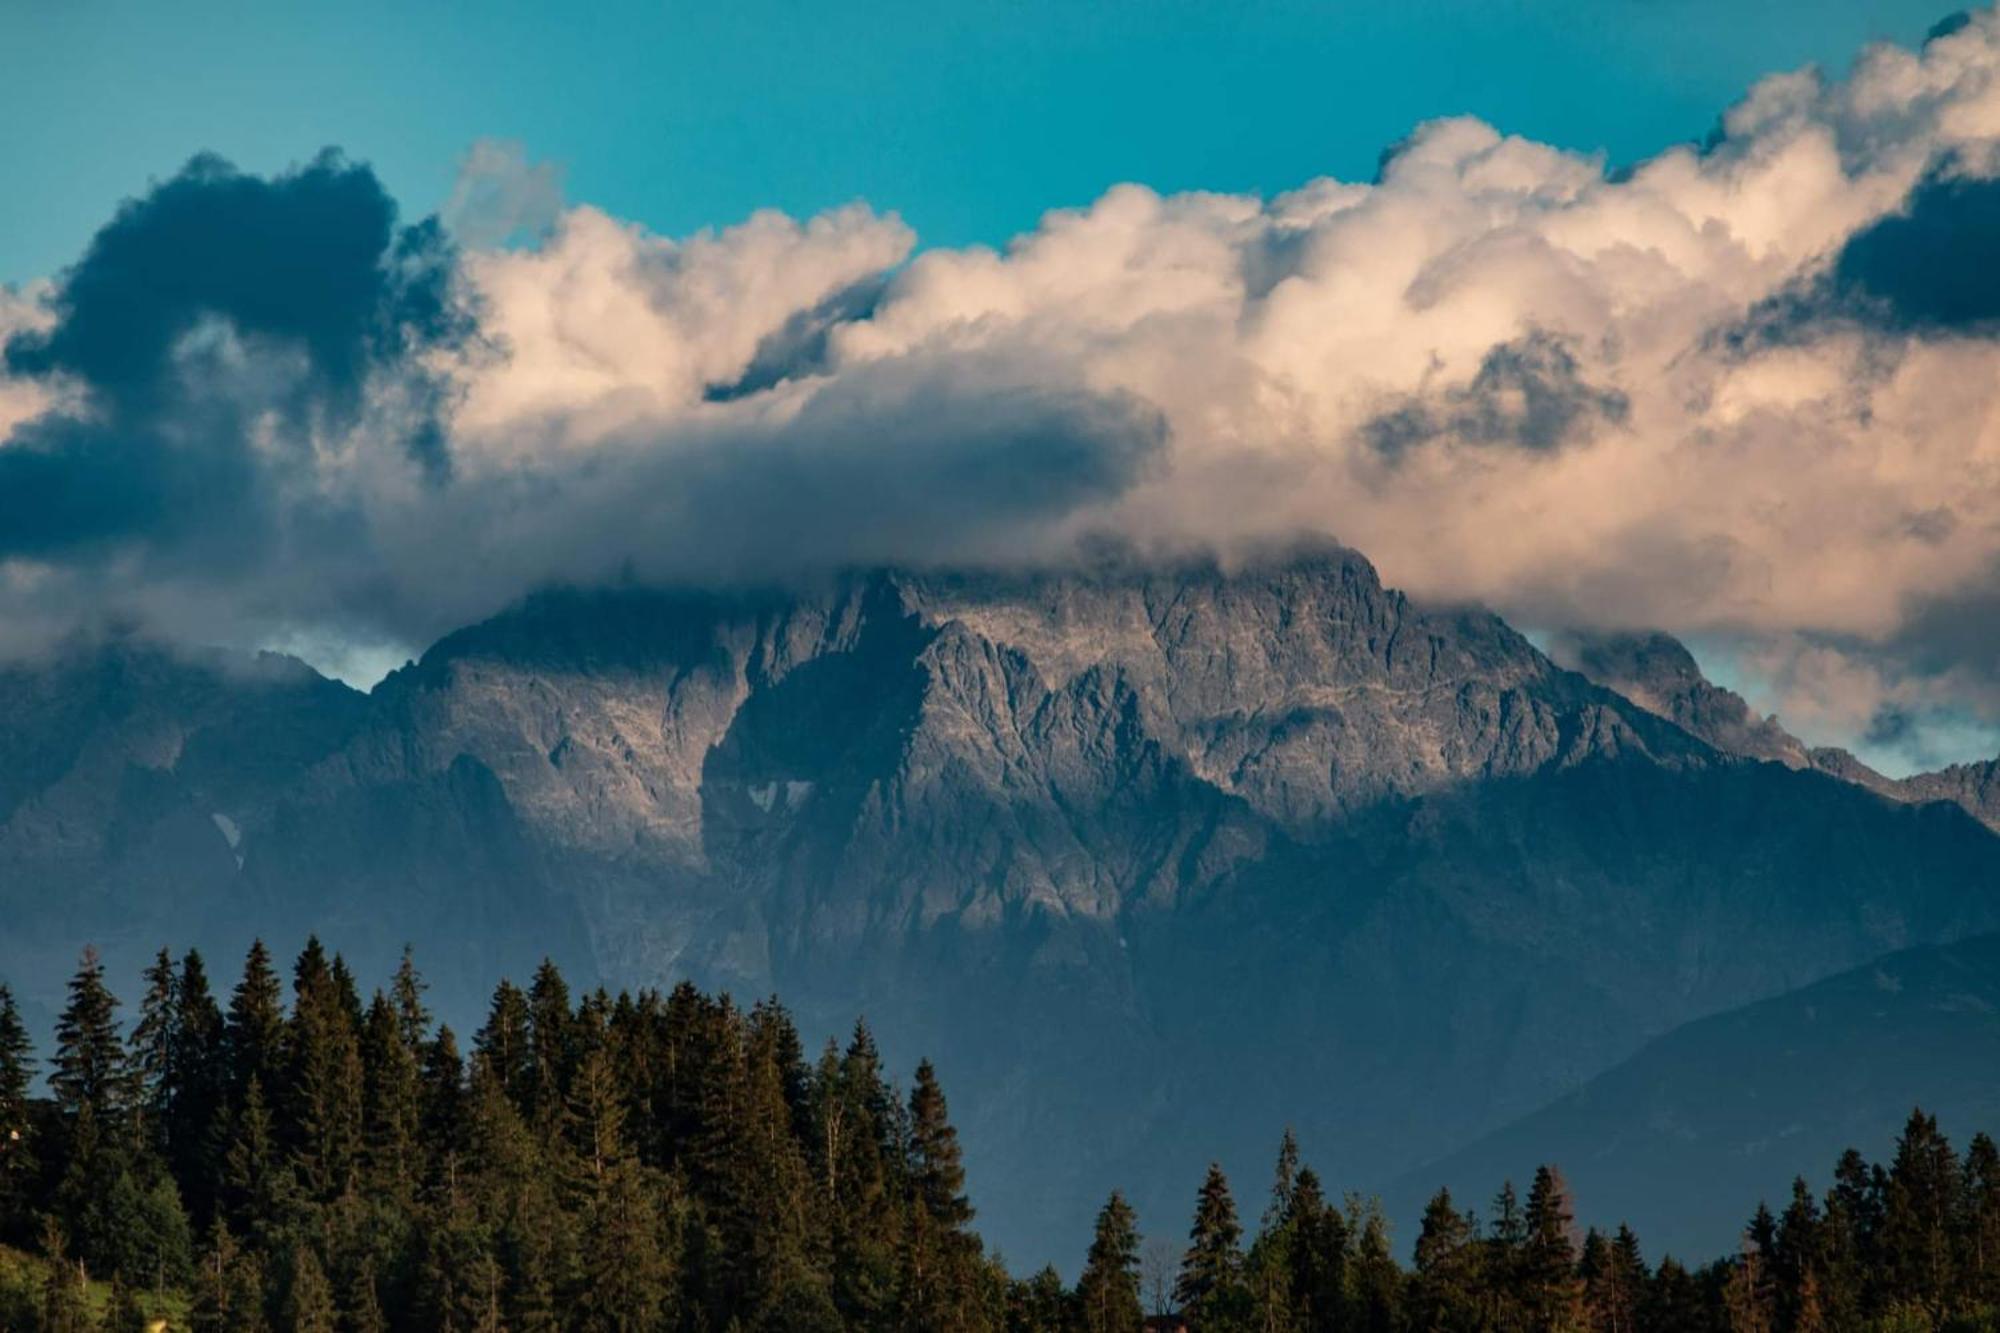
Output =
[
  {"x1": 1390, "y1": 931, "x2": 2000, "y2": 1262},
  {"x1": 5, "y1": 543, "x2": 1999, "y2": 1265}
]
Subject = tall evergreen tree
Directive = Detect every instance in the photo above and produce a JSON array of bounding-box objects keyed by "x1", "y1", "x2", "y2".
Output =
[
  {"x1": 360, "y1": 992, "x2": 424, "y2": 1203},
  {"x1": 1176, "y1": 1162, "x2": 1247, "y2": 1328},
  {"x1": 1963, "y1": 1131, "x2": 2000, "y2": 1309},
  {"x1": 52, "y1": 946, "x2": 128, "y2": 1128},
  {"x1": 0, "y1": 982, "x2": 34, "y2": 1241},
  {"x1": 169, "y1": 950, "x2": 228, "y2": 1222},
  {"x1": 1287, "y1": 1168, "x2": 1349, "y2": 1332},
  {"x1": 1880, "y1": 1107, "x2": 1960, "y2": 1320},
  {"x1": 1076, "y1": 1191, "x2": 1143, "y2": 1333},
  {"x1": 226, "y1": 941, "x2": 286, "y2": 1106},
  {"x1": 128, "y1": 948, "x2": 180, "y2": 1147},
  {"x1": 1412, "y1": 1188, "x2": 1483, "y2": 1333},
  {"x1": 1522, "y1": 1165, "x2": 1584, "y2": 1332},
  {"x1": 286, "y1": 941, "x2": 364, "y2": 1202}
]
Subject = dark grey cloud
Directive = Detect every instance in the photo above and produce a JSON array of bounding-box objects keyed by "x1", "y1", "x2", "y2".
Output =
[
  {"x1": 1365, "y1": 330, "x2": 1628, "y2": 458},
  {"x1": 1829, "y1": 168, "x2": 2000, "y2": 333},
  {"x1": 702, "y1": 274, "x2": 889, "y2": 403},
  {"x1": 1731, "y1": 162, "x2": 2000, "y2": 348},
  {"x1": 431, "y1": 356, "x2": 1170, "y2": 611},
  {"x1": 0, "y1": 150, "x2": 462, "y2": 561}
]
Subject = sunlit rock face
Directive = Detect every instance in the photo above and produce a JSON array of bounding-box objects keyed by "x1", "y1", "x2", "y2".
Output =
[{"x1": 7, "y1": 542, "x2": 2000, "y2": 1265}]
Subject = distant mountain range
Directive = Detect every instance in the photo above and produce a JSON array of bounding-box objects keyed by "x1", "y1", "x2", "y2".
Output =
[
  {"x1": 1391, "y1": 931, "x2": 2000, "y2": 1262},
  {"x1": 5, "y1": 541, "x2": 1999, "y2": 1266}
]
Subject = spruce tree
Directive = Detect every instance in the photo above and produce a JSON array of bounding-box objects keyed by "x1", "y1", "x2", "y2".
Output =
[
  {"x1": 283, "y1": 1244, "x2": 337, "y2": 1333},
  {"x1": 1348, "y1": 1198, "x2": 1401, "y2": 1333},
  {"x1": 287, "y1": 942, "x2": 364, "y2": 1202},
  {"x1": 1176, "y1": 1162, "x2": 1246, "y2": 1326},
  {"x1": 0, "y1": 982, "x2": 34, "y2": 1241},
  {"x1": 391, "y1": 947, "x2": 432, "y2": 1048},
  {"x1": 1522, "y1": 1165, "x2": 1584, "y2": 1332},
  {"x1": 527, "y1": 959, "x2": 576, "y2": 1134},
  {"x1": 38, "y1": 1218, "x2": 92, "y2": 1333},
  {"x1": 129, "y1": 947, "x2": 180, "y2": 1148},
  {"x1": 1076, "y1": 1191, "x2": 1143, "y2": 1333},
  {"x1": 1881, "y1": 1106, "x2": 1960, "y2": 1320},
  {"x1": 1964, "y1": 1131, "x2": 2000, "y2": 1308},
  {"x1": 170, "y1": 950, "x2": 228, "y2": 1222},
  {"x1": 360, "y1": 992, "x2": 424, "y2": 1203},
  {"x1": 227, "y1": 941, "x2": 286, "y2": 1106},
  {"x1": 53, "y1": 945, "x2": 129, "y2": 1127},
  {"x1": 1287, "y1": 1168, "x2": 1348, "y2": 1331},
  {"x1": 1412, "y1": 1188, "x2": 1482, "y2": 1333}
]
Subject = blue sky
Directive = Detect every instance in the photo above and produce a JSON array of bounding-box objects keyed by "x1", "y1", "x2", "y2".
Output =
[{"x1": 0, "y1": 0, "x2": 1959, "y2": 284}]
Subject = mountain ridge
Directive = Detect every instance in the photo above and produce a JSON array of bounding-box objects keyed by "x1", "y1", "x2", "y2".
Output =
[{"x1": 6, "y1": 544, "x2": 2000, "y2": 1264}]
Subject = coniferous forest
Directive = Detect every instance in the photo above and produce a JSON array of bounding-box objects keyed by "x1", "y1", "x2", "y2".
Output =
[{"x1": 2, "y1": 944, "x2": 1998, "y2": 1332}]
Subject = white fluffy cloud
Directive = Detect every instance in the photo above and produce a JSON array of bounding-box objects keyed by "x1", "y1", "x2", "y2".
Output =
[{"x1": 12, "y1": 17, "x2": 2000, "y2": 767}]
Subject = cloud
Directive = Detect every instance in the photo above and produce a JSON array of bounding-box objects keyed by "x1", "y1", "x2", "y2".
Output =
[
  {"x1": 1363, "y1": 330, "x2": 1629, "y2": 457},
  {"x1": 0, "y1": 149, "x2": 461, "y2": 566},
  {"x1": 9, "y1": 12, "x2": 2000, "y2": 759}
]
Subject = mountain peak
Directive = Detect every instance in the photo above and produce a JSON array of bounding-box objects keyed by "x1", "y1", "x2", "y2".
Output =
[{"x1": 1553, "y1": 629, "x2": 1810, "y2": 769}]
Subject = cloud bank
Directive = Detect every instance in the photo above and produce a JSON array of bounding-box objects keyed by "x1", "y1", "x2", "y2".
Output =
[{"x1": 12, "y1": 17, "x2": 2000, "y2": 766}]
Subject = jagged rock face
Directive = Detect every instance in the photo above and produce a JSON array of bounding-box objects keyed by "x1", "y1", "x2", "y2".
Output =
[
  {"x1": 1552, "y1": 630, "x2": 1810, "y2": 769},
  {"x1": 6, "y1": 548, "x2": 2000, "y2": 1264},
  {"x1": 1560, "y1": 629, "x2": 2000, "y2": 834}
]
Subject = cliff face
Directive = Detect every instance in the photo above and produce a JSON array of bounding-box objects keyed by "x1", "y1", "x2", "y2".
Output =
[{"x1": 7, "y1": 546, "x2": 2000, "y2": 1263}]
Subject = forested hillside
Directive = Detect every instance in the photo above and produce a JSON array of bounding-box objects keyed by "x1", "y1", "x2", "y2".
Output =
[{"x1": 3, "y1": 943, "x2": 2000, "y2": 1331}]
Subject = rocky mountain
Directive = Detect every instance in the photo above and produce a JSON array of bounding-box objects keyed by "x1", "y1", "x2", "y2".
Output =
[
  {"x1": 1560, "y1": 629, "x2": 2000, "y2": 832},
  {"x1": 1550, "y1": 631, "x2": 1812, "y2": 770},
  {"x1": 6, "y1": 543, "x2": 2000, "y2": 1264},
  {"x1": 1388, "y1": 932, "x2": 2000, "y2": 1263}
]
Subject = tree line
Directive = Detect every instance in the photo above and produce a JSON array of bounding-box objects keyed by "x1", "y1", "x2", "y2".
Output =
[{"x1": 0, "y1": 942, "x2": 1996, "y2": 1332}]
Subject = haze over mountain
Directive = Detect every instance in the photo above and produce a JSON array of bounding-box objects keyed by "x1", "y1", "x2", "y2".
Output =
[
  {"x1": 7, "y1": 543, "x2": 2000, "y2": 1264},
  {"x1": 1392, "y1": 930, "x2": 2000, "y2": 1263}
]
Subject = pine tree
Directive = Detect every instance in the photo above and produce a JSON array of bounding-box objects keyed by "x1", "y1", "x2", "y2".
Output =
[
  {"x1": 53, "y1": 945, "x2": 129, "y2": 1127},
  {"x1": 422, "y1": 1026, "x2": 468, "y2": 1191},
  {"x1": 575, "y1": 1159, "x2": 672, "y2": 1332},
  {"x1": 475, "y1": 978, "x2": 534, "y2": 1115},
  {"x1": 1880, "y1": 1106, "x2": 1960, "y2": 1321},
  {"x1": 344, "y1": 1256, "x2": 389, "y2": 1333},
  {"x1": 1412, "y1": 1188, "x2": 1482, "y2": 1333},
  {"x1": 1176, "y1": 1162, "x2": 1247, "y2": 1327},
  {"x1": 1347, "y1": 1197, "x2": 1401, "y2": 1333},
  {"x1": 1964, "y1": 1131, "x2": 2000, "y2": 1308},
  {"x1": 1724, "y1": 1232, "x2": 1774, "y2": 1333},
  {"x1": 286, "y1": 941, "x2": 364, "y2": 1202},
  {"x1": 1287, "y1": 1169, "x2": 1348, "y2": 1332},
  {"x1": 284, "y1": 1244, "x2": 337, "y2": 1333},
  {"x1": 360, "y1": 992, "x2": 424, "y2": 1203},
  {"x1": 226, "y1": 941, "x2": 286, "y2": 1107},
  {"x1": 902, "y1": 1058, "x2": 982, "y2": 1330},
  {"x1": 0, "y1": 982, "x2": 34, "y2": 1242},
  {"x1": 170, "y1": 950, "x2": 228, "y2": 1223},
  {"x1": 527, "y1": 958, "x2": 576, "y2": 1134},
  {"x1": 38, "y1": 1218, "x2": 92, "y2": 1333},
  {"x1": 1076, "y1": 1191, "x2": 1143, "y2": 1333},
  {"x1": 1771, "y1": 1177, "x2": 1823, "y2": 1333},
  {"x1": 388, "y1": 947, "x2": 431, "y2": 1047},
  {"x1": 221, "y1": 1076, "x2": 292, "y2": 1242},
  {"x1": 1522, "y1": 1165, "x2": 1584, "y2": 1332},
  {"x1": 1488, "y1": 1180, "x2": 1528, "y2": 1333},
  {"x1": 128, "y1": 947, "x2": 180, "y2": 1149},
  {"x1": 908, "y1": 1060, "x2": 972, "y2": 1232}
]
